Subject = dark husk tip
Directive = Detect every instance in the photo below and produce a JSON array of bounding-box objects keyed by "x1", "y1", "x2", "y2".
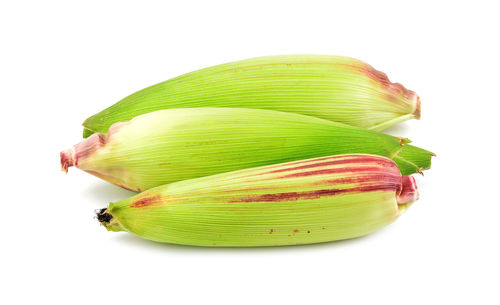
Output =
[{"x1": 96, "y1": 208, "x2": 113, "y2": 224}]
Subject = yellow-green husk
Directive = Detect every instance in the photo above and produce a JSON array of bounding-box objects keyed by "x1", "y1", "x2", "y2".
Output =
[
  {"x1": 83, "y1": 55, "x2": 421, "y2": 137},
  {"x1": 99, "y1": 154, "x2": 416, "y2": 247},
  {"x1": 63, "y1": 108, "x2": 433, "y2": 191}
]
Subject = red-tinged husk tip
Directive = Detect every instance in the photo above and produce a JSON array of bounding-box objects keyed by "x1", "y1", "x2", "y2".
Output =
[
  {"x1": 60, "y1": 149, "x2": 74, "y2": 173},
  {"x1": 413, "y1": 94, "x2": 421, "y2": 119},
  {"x1": 397, "y1": 176, "x2": 419, "y2": 204},
  {"x1": 361, "y1": 64, "x2": 421, "y2": 120},
  {"x1": 60, "y1": 133, "x2": 106, "y2": 173}
]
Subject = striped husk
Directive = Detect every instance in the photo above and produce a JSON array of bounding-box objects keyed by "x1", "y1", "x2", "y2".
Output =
[{"x1": 98, "y1": 154, "x2": 418, "y2": 247}]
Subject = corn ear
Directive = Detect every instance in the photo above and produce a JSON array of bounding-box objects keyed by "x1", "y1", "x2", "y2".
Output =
[
  {"x1": 98, "y1": 154, "x2": 418, "y2": 247},
  {"x1": 62, "y1": 108, "x2": 433, "y2": 191},
  {"x1": 83, "y1": 55, "x2": 420, "y2": 137}
]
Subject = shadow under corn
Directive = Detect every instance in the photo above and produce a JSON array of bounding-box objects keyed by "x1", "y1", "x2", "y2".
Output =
[{"x1": 82, "y1": 181, "x2": 136, "y2": 207}]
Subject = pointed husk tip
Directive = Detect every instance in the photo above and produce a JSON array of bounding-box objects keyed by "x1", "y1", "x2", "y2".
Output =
[
  {"x1": 60, "y1": 133, "x2": 106, "y2": 172},
  {"x1": 413, "y1": 95, "x2": 421, "y2": 119},
  {"x1": 60, "y1": 149, "x2": 74, "y2": 173}
]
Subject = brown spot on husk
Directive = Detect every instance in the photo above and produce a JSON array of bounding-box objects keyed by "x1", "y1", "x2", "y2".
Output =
[{"x1": 131, "y1": 195, "x2": 163, "y2": 208}]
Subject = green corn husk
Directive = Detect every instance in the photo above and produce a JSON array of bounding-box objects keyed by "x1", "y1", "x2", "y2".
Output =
[
  {"x1": 98, "y1": 154, "x2": 419, "y2": 247},
  {"x1": 83, "y1": 55, "x2": 421, "y2": 137},
  {"x1": 62, "y1": 108, "x2": 433, "y2": 192}
]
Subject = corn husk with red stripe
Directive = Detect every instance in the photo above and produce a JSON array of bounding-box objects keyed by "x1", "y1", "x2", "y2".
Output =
[{"x1": 98, "y1": 154, "x2": 418, "y2": 247}]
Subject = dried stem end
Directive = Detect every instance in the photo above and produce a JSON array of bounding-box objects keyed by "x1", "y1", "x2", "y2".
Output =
[{"x1": 96, "y1": 207, "x2": 124, "y2": 232}]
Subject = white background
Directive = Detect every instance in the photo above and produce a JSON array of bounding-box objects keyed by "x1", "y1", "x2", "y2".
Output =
[{"x1": 2, "y1": 1, "x2": 499, "y2": 304}]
